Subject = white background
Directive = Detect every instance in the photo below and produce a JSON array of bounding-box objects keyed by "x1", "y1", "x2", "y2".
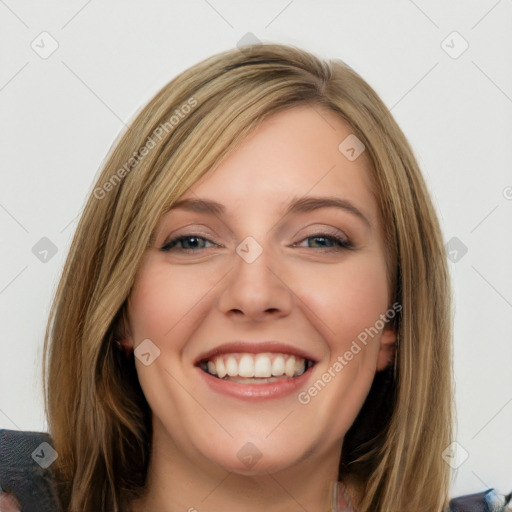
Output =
[{"x1": 1, "y1": 0, "x2": 511, "y2": 500}]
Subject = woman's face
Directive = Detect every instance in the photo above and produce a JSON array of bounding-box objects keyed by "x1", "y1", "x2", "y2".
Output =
[{"x1": 125, "y1": 104, "x2": 396, "y2": 476}]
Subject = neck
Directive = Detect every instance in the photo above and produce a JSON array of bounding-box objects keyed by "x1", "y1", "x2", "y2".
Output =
[{"x1": 127, "y1": 418, "x2": 353, "y2": 512}]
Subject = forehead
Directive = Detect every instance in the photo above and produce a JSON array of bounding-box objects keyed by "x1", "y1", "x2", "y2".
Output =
[{"x1": 176, "y1": 105, "x2": 378, "y2": 223}]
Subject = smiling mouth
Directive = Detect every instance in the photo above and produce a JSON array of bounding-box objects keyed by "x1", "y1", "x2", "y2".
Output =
[{"x1": 197, "y1": 352, "x2": 316, "y2": 384}]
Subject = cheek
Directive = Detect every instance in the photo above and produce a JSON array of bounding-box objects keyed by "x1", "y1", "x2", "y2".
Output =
[
  {"x1": 298, "y1": 252, "x2": 390, "y2": 347},
  {"x1": 127, "y1": 275, "x2": 169, "y2": 342},
  {"x1": 127, "y1": 261, "x2": 216, "y2": 343},
  {"x1": 292, "y1": 256, "x2": 389, "y2": 440}
]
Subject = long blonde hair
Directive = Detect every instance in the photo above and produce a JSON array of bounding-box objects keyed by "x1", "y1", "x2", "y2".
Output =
[{"x1": 42, "y1": 42, "x2": 453, "y2": 512}]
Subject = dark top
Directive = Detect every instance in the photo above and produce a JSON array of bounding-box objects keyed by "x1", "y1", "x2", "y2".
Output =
[{"x1": 0, "y1": 429, "x2": 509, "y2": 512}]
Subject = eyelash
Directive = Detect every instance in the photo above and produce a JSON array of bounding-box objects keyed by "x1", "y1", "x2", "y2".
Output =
[{"x1": 160, "y1": 232, "x2": 353, "y2": 253}]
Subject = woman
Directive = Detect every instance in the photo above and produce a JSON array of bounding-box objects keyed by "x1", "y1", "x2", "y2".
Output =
[{"x1": 0, "y1": 42, "x2": 467, "y2": 511}]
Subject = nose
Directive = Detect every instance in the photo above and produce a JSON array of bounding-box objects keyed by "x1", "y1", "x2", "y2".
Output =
[{"x1": 216, "y1": 240, "x2": 293, "y2": 322}]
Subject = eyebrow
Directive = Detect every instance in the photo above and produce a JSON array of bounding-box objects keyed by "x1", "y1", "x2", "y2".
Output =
[{"x1": 167, "y1": 195, "x2": 371, "y2": 227}]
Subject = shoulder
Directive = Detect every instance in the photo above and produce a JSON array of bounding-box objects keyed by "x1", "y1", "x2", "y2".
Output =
[
  {"x1": 448, "y1": 488, "x2": 512, "y2": 512},
  {"x1": 0, "y1": 428, "x2": 63, "y2": 512}
]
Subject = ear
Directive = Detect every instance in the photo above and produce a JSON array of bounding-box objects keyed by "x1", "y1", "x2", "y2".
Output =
[
  {"x1": 376, "y1": 323, "x2": 397, "y2": 372},
  {"x1": 118, "y1": 335, "x2": 134, "y2": 356},
  {"x1": 113, "y1": 303, "x2": 135, "y2": 356}
]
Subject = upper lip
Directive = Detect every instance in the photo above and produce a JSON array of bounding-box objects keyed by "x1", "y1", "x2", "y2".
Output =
[{"x1": 194, "y1": 341, "x2": 319, "y2": 365}]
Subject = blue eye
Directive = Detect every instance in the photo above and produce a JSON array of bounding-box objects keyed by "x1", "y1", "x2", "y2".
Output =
[
  {"x1": 161, "y1": 235, "x2": 216, "y2": 252},
  {"x1": 161, "y1": 232, "x2": 353, "y2": 253},
  {"x1": 298, "y1": 234, "x2": 353, "y2": 251}
]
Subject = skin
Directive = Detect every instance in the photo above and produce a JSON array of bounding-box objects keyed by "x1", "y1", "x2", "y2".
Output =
[
  {"x1": 124, "y1": 104, "x2": 396, "y2": 512},
  {"x1": 0, "y1": 493, "x2": 21, "y2": 512}
]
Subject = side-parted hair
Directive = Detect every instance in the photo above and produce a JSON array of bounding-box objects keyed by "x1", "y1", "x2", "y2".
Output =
[{"x1": 42, "y1": 42, "x2": 453, "y2": 512}]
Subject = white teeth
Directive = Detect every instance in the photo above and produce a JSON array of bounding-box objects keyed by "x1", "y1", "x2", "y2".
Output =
[
  {"x1": 254, "y1": 354, "x2": 272, "y2": 377},
  {"x1": 207, "y1": 361, "x2": 217, "y2": 375},
  {"x1": 295, "y1": 358, "x2": 306, "y2": 376},
  {"x1": 202, "y1": 352, "x2": 311, "y2": 380},
  {"x1": 238, "y1": 354, "x2": 255, "y2": 377},
  {"x1": 285, "y1": 356, "x2": 296, "y2": 377},
  {"x1": 215, "y1": 357, "x2": 226, "y2": 378},
  {"x1": 225, "y1": 356, "x2": 238, "y2": 377},
  {"x1": 271, "y1": 355, "x2": 285, "y2": 376}
]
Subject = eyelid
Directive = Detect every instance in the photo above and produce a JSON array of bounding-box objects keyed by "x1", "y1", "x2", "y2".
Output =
[
  {"x1": 293, "y1": 228, "x2": 354, "y2": 251},
  {"x1": 160, "y1": 229, "x2": 355, "y2": 254},
  {"x1": 161, "y1": 226, "x2": 222, "y2": 246},
  {"x1": 298, "y1": 225, "x2": 349, "y2": 239}
]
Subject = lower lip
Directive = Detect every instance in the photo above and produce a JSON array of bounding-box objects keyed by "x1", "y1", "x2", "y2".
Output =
[{"x1": 196, "y1": 366, "x2": 315, "y2": 401}]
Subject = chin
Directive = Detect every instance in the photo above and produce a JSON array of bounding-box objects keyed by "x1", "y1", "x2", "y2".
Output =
[{"x1": 202, "y1": 438, "x2": 310, "y2": 477}]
